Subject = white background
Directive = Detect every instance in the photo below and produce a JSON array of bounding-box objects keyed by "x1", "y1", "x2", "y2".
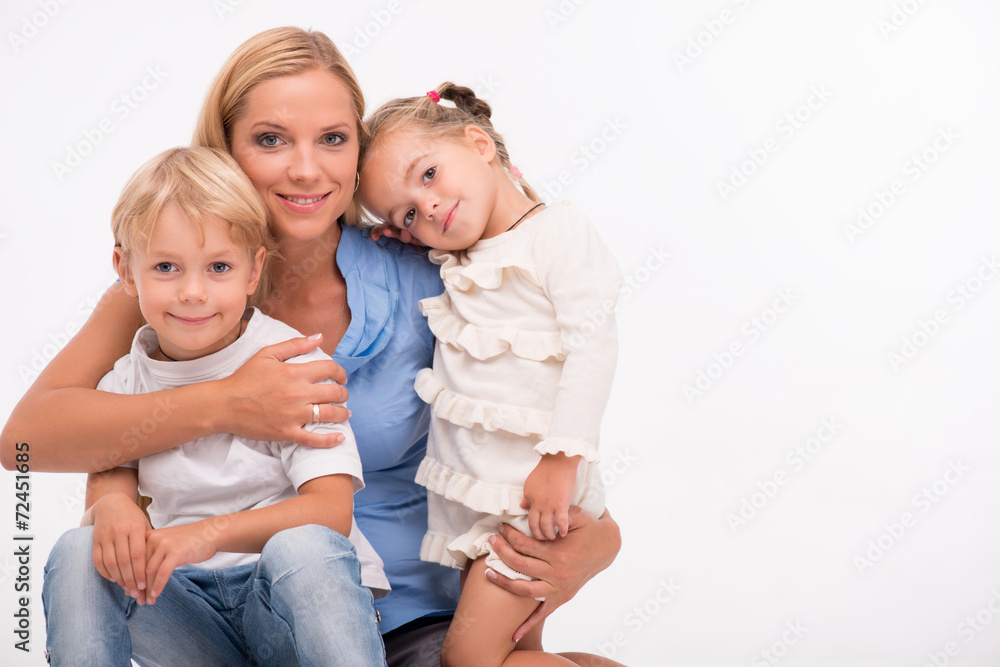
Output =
[{"x1": 2, "y1": 1, "x2": 1000, "y2": 665}]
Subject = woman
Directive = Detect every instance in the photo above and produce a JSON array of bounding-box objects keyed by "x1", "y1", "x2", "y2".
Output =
[{"x1": 1, "y1": 27, "x2": 621, "y2": 665}]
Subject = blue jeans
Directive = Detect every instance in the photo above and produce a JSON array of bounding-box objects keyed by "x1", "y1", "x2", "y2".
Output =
[{"x1": 42, "y1": 524, "x2": 386, "y2": 666}]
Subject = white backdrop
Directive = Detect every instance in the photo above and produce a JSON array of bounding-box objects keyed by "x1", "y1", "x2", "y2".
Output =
[{"x1": 2, "y1": 1, "x2": 999, "y2": 665}]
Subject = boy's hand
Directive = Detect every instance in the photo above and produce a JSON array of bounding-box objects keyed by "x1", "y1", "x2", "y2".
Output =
[
  {"x1": 91, "y1": 492, "x2": 152, "y2": 604},
  {"x1": 521, "y1": 453, "x2": 581, "y2": 540},
  {"x1": 144, "y1": 522, "x2": 219, "y2": 605}
]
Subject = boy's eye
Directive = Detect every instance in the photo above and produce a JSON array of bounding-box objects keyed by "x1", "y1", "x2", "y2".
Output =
[
  {"x1": 402, "y1": 209, "x2": 416, "y2": 227},
  {"x1": 154, "y1": 262, "x2": 176, "y2": 273},
  {"x1": 210, "y1": 263, "x2": 231, "y2": 274},
  {"x1": 422, "y1": 167, "x2": 436, "y2": 183}
]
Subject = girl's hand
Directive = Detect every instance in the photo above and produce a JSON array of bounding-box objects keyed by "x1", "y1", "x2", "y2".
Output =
[
  {"x1": 91, "y1": 492, "x2": 152, "y2": 604},
  {"x1": 521, "y1": 454, "x2": 580, "y2": 540},
  {"x1": 219, "y1": 335, "x2": 350, "y2": 447},
  {"x1": 144, "y1": 522, "x2": 219, "y2": 605},
  {"x1": 486, "y1": 507, "x2": 622, "y2": 641}
]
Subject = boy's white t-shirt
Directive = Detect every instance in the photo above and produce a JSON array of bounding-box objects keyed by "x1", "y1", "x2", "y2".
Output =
[{"x1": 97, "y1": 307, "x2": 390, "y2": 597}]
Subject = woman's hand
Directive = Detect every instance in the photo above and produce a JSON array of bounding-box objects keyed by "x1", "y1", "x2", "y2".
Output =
[
  {"x1": 369, "y1": 226, "x2": 425, "y2": 248},
  {"x1": 91, "y1": 492, "x2": 152, "y2": 604},
  {"x1": 219, "y1": 334, "x2": 350, "y2": 447},
  {"x1": 486, "y1": 507, "x2": 622, "y2": 641}
]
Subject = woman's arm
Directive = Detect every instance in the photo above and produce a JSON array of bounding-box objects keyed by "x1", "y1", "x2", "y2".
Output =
[
  {"x1": 486, "y1": 507, "x2": 622, "y2": 641},
  {"x1": 143, "y1": 474, "x2": 354, "y2": 602},
  {"x1": 1, "y1": 284, "x2": 351, "y2": 473}
]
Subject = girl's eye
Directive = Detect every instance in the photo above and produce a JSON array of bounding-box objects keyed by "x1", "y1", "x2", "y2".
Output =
[
  {"x1": 403, "y1": 209, "x2": 416, "y2": 227},
  {"x1": 258, "y1": 134, "x2": 281, "y2": 147},
  {"x1": 154, "y1": 262, "x2": 176, "y2": 273},
  {"x1": 422, "y1": 167, "x2": 436, "y2": 183},
  {"x1": 210, "y1": 263, "x2": 231, "y2": 274},
  {"x1": 322, "y1": 133, "x2": 346, "y2": 146}
]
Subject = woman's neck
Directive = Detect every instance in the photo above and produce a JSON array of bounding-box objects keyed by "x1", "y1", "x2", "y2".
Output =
[
  {"x1": 271, "y1": 222, "x2": 344, "y2": 303},
  {"x1": 264, "y1": 222, "x2": 351, "y2": 356}
]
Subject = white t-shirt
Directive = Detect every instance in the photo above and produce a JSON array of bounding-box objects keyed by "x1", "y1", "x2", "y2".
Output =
[{"x1": 98, "y1": 307, "x2": 390, "y2": 596}]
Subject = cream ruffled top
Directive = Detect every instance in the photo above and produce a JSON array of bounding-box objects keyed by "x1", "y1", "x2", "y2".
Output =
[{"x1": 414, "y1": 202, "x2": 621, "y2": 515}]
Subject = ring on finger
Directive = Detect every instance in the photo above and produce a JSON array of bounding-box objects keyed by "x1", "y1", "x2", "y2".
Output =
[{"x1": 311, "y1": 403, "x2": 320, "y2": 423}]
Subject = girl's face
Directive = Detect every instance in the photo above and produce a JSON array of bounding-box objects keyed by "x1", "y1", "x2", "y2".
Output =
[
  {"x1": 115, "y1": 203, "x2": 265, "y2": 362},
  {"x1": 359, "y1": 126, "x2": 504, "y2": 251},
  {"x1": 230, "y1": 68, "x2": 359, "y2": 244}
]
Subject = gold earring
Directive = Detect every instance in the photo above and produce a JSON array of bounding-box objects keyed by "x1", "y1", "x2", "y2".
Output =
[{"x1": 354, "y1": 173, "x2": 360, "y2": 192}]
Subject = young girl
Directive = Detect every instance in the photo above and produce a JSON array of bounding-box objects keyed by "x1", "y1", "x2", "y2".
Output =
[
  {"x1": 358, "y1": 84, "x2": 621, "y2": 666},
  {"x1": 42, "y1": 146, "x2": 389, "y2": 666}
]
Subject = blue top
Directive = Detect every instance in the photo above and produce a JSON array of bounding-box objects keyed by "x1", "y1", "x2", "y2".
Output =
[{"x1": 332, "y1": 225, "x2": 460, "y2": 633}]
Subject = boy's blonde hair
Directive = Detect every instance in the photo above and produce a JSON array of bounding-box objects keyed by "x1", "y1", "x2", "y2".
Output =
[
  {"x1": 111, "y1": 146, "x2": 278, "y2": 307},
  {"x1": 192, "y1": 26, "x2": 367, "y2": 227},
  {"x1": 358, "y1": 81, "x2": 540, "y2": 228}
]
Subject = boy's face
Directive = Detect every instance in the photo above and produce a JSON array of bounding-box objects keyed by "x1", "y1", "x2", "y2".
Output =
[{"x1": 115, "y1": 203, "x2": 265, "y2": 361}]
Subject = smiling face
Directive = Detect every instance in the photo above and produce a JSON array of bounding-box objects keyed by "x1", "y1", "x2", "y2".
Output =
[
  {"x1": 359, "y1": 126, "x2": 508, "y2": 251},
  {"x1": 229, "y1": 68, "x2": 359, "y2": 244},
  {"x1": 116, "y1": 203, "x2": 265, "y2": 361}
]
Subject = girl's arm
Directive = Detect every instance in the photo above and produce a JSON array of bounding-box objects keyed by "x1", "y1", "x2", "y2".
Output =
[
  {"x1": 142, "y1": 474, "x2": 354, "y2": 603},
  {"x1": 1, "y1": 283, "x2": 350, "y2": 473},
  {"x1": 486, "y1": 507, "x2": 622, "y2": 641}
]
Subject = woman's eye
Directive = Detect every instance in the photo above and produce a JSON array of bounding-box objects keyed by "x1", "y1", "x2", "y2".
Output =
[
  {"x1": 258, "y1": 134, "x2": 281, "y2": 147},
  {"x1": 323, "y1": 133, "x2": 346, "y2": 146},
  {"x1": 154, "y1": 263, "x2": 175, "y2": 273},
  {"x1": 211, "y1": 263, "x2": 231, "y2": 274},
  {"x1": 403, "y1": 209, "x2": 415, "y2": 227},
  {"x1": 422, "y1": 167, "x2": 436, "y2": 183}
]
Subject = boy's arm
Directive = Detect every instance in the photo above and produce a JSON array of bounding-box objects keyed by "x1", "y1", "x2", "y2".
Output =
[
  {"x1": 143, "y1": 474, "x2": 354, "y2": 604},
  {"x1": 83, "y1": 466, "x2": 154, "y2": 603}
]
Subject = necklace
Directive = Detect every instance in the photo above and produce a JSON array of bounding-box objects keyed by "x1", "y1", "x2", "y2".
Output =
[
  {"x1": 158, "y1": 317, "x2": 245, "y2": 362},
  {"x1": 505, "y1": 202, "x2": 545, "y2": 233}
]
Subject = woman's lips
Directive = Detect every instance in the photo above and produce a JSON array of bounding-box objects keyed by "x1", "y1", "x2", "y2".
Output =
[{"x1": 277, "y1": 192, "x2": 331, "y2": 214}]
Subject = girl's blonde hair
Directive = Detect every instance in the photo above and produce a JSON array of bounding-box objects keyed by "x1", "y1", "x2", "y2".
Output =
[
  {"x1": 192, "y1": 26, "x2": 367, "y2": 226},
  {"x1": 358, "y1": 82, "x2": 540, "y2": 227},
  {"x1": 111, "y1": 146, "x2": 278, "y2": 307}
]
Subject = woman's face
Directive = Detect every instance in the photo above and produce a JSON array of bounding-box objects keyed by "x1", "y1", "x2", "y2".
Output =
[{"x1": 230, "y1": 68, "x2": 359, "y2": 244}]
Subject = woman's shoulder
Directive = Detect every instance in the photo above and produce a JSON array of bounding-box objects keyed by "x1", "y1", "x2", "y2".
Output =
[{"x1": 341, "y1": 226, "x2": 442, "y2": 295}]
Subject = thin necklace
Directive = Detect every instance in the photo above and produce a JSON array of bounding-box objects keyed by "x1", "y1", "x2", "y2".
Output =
[
  {"x1": 505, "y1": 202, "x2": 545, "y2": 233},
  {"x1": 158, "y1": 317, "x2": 245, "y2": 362}
]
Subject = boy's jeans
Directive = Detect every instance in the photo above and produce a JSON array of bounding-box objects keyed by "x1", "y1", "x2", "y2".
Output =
[{"x1": 42, "y1": 524, "x2": 386, "y2": 666}]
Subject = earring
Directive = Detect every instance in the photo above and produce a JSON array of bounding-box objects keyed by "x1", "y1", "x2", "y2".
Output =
[{"x1": 354, "y1": 173, "x2": 360, "y2": 192}]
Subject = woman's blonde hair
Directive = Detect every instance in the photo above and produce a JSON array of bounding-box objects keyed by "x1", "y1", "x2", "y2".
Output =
[
  {"x1": 111, "y1": 146, "x2": 278, "y2": 307},
  {"x1": 192, "y1": 26, "x2": 367, "y2": 226},
  {"x1": 358, "y1": 81, "x2": 540, "y2": 227}
]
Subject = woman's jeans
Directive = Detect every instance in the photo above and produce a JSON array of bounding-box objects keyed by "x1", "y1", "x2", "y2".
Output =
[{"x1": 42, "y1": 524, "x2": 386, "y2": 666}]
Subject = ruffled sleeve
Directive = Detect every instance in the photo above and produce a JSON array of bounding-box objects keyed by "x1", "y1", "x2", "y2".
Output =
[{"x1": 529, "y1": 204, "x2": 621, "y2": 462}]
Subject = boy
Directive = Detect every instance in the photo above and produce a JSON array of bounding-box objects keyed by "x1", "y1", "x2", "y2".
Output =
[{"x1": 42, "y1": 147, "x2": 388, "y2": 666}]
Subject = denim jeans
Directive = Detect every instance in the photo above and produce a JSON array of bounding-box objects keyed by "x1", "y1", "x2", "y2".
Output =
[{"x1": 42, "y1": 524, "x2": 386, "y2": 666}]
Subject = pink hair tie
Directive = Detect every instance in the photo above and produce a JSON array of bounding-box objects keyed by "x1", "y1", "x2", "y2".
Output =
[
  {"x1": 426, "y1": 90, "x2": 440, "y2": 103},
  {"x1": 508, "y1": 166, "x2": 523, "y2": 179}
]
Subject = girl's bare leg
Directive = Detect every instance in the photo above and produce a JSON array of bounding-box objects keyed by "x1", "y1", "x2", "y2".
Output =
[{"x1": 442, "y1": 556, "x2": 576, "y2": 667}]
